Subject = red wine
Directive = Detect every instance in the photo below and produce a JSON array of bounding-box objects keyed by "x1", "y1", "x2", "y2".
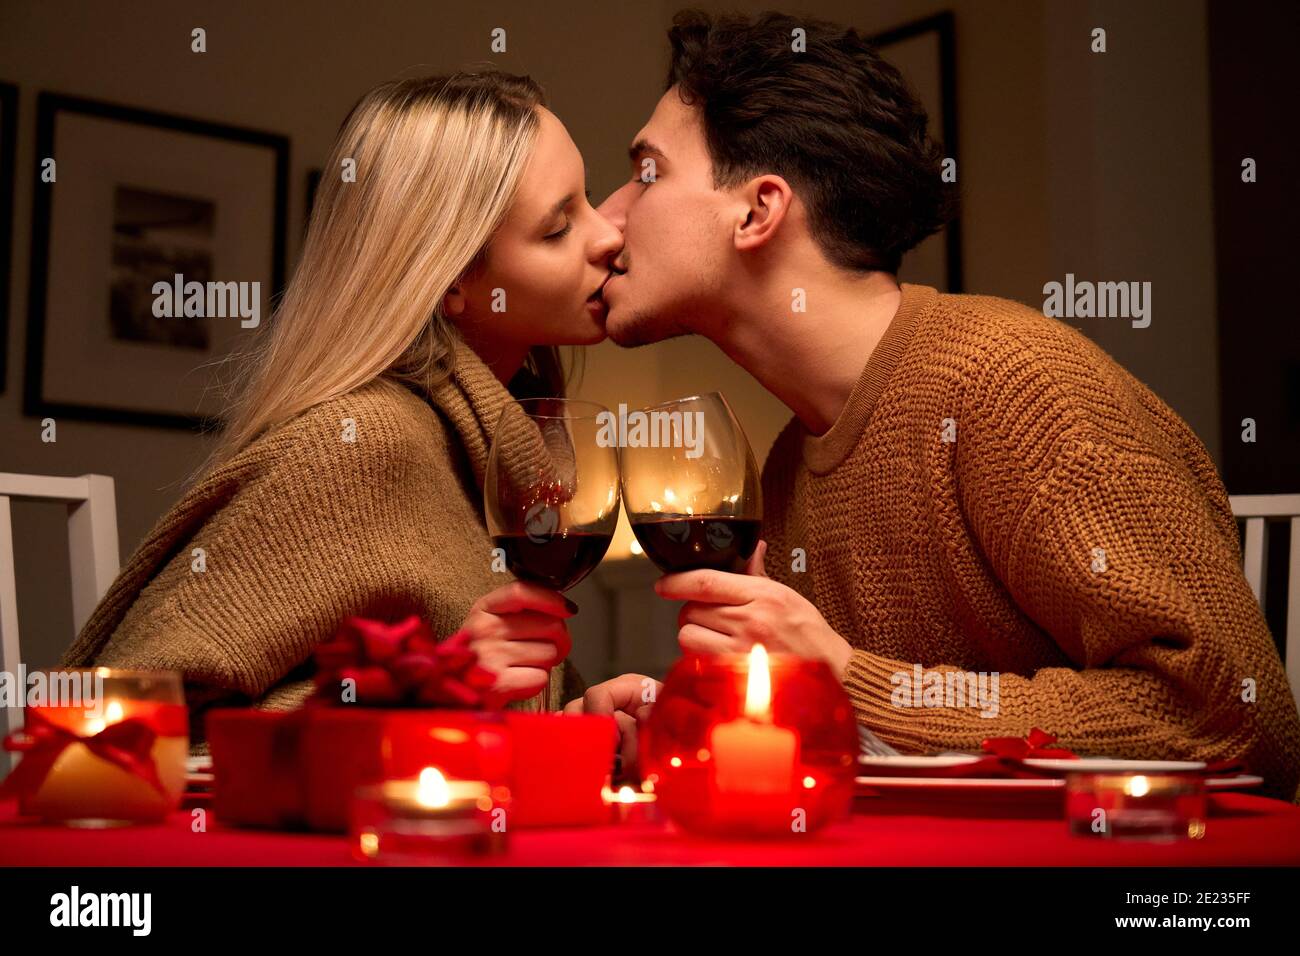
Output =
[
  {"x1": 631, "y1": 516, "x2": 761, "y2": 573},
  {"x1": 493, "y1": 530, "x2": 613, "y2": 591}
]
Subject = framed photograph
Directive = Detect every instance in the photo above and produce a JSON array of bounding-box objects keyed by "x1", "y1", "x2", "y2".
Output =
[
  {"x1": 24, "y1": 93, "x2": 288, "y2": 429},
  {"x1": 870, "y1": 11, "x2": 963, "y2": 293},
  {"x1": 304, "y1": 166, "x2": 321, "y2": 236},
  {"x1": 0, "y1": 82, "x2": 17, "y2": 394}
]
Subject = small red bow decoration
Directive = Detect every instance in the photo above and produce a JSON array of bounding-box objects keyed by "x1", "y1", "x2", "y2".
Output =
[
  {"x1": 0, "y1": 708, "x2": 168, "y2": 802},
  {"x1": 981, "y1": 727, "x2": 1078, "y2": 760},
  {"x1": 311, "y1": 615, "x2": 497, "y2": 708}
]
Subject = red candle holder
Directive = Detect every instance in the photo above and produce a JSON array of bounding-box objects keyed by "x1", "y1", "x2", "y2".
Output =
[{"x1": 641, "y1": 648, "x2": 857, "y2": 837}]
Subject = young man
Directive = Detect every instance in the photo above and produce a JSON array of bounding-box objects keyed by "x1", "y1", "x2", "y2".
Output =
[{"x1": 586, "y1": 10, "x2": 1300, "y2": 798}]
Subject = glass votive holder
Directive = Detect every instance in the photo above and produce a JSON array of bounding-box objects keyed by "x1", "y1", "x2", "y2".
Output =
[
  {"x1": 641, "y1": 648, "x2": 858, "y2": 838},
  {"x1": 12, "y1": 668, "x2": 188, "y2": 827},
  {"x1": 602, "y1": 783, "x2": 662, "y2": 825},
  {"x1": 350, "y1": 767, "x2": 507, "y2": 864},
  {"x1": 1066, "y1": 772, "x2": 1207, "y2": 841}
]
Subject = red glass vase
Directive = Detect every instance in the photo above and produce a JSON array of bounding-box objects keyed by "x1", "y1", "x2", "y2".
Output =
[{"x1": 641, "y1": 651, "x2": 857, "y2": 837}]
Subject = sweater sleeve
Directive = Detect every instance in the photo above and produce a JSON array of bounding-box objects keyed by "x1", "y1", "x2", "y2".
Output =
[
  {"x1": 842, "y1": 435, "x2": 1300, "y2": 799},
  {"x1": 81, "y1": 396, "x2": 470, "y2": 703}
]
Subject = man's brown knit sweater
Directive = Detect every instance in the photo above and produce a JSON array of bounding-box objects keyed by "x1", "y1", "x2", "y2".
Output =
[
  {"x1": 61, "y1": 338, "x2": 584, "y2": 742},
  {"x1": 761, "y1": 283, "x2": 1300, "y2": 800}
]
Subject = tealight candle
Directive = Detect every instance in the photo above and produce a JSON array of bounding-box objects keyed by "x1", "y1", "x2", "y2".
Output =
[
  {"x1": 602, "y1": 783, "x2": 662, "y2": 825},
  {"x1": 1066, "y1": 772, "x2": 1207, "y2": 841},
  {"x1": 14, "y1": 669, "x2": 188, "y2": 826},
  {"x1": 350, "y1": 766, "x2": 506, "y2": 864}
]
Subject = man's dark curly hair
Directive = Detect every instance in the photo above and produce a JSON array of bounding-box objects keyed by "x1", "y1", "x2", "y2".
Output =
[{"x1": 666, "y1": 9, "x2": 958, "y2": 273}]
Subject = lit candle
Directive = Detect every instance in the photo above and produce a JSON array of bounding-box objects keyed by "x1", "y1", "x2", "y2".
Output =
[
  {"x1": 602, "y1": 782, "x2": 661, "y2": 825},
  {"x1": 19, "y1": 671, "x2": 188, "y2": 826},
  {"x1": 1066, "y1": 771, "x2": 1207, "y2": 841},
  {"x1": 351, "y1": 767, "x2": 504, "y2": 863},
  {"x1": 707, "y1": 644, "x2": 802, "y2": 829}
]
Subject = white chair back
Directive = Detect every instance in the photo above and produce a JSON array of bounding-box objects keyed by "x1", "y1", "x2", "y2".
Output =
[
  {"x1": 0, "y1": 473, "x2": 119, "y2": 772},
  {"x1": 1229, "y1": 494, "x2": 1300, "y2": 715}
]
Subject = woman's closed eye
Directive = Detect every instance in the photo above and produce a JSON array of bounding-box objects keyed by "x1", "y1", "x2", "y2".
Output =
[{"x1": 544, "y1": 220, "x2": 572, "y2": 242}]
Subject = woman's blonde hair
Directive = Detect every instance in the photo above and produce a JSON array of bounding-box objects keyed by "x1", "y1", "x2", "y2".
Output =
[{"x1": 198, "y1": 70, "x2": 567, "y2": 478}]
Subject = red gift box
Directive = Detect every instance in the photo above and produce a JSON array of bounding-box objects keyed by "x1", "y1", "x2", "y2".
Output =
[
  {"x1": 503, "y1": 713, "x2": 618, "y2": 828},
  {"x1": 207, "y1": 709, "x2": 307, "y2": 829},
  {"x1": 208, "y1": 707, "x2": 617, "y2": 832}
]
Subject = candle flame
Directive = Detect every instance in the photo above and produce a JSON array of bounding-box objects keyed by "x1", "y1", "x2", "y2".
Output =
[
  {"x1": 743, "y1": 643, "x2": 773, "y2": 719},
  {"x1": 83, "y1": 698, "x2": 125, "y2": 736},
  {"x1": 1125, "y1": 775, "x2": 1150, "y2": 798},
  {"x1": 416, "y1": 767, "x2": 451, "y2": 808},
  {"x1": 616, "y1": 785, "x2": 637, "y2": 804}
]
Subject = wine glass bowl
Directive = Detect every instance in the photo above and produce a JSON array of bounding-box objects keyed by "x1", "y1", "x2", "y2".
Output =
[
  {"x1": 620, "y1": 392, "x2": 763, "y2": 574},
  {"x1": 485, "y1": 397, "x2": 621, "y2": 593}
]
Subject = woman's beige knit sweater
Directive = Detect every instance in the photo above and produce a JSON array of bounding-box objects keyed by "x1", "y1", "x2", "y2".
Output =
[{"x1": 61, "y1": 338, "x2": 584, "y2": 741}]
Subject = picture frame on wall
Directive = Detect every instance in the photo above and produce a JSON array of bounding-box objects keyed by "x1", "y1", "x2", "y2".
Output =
[
  {"x1": 869, "y1": 11, "x2": 963, "y2": 293},
  {"x1": 24, "y1": 92, "x2": 288, "y2": 430},
  {"x1": 0, "y1": 82, "x2": 18, "y2": 394}
]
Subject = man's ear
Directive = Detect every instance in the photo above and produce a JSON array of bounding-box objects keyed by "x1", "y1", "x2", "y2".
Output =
[{"x1": 734, "y1": 175, "x2": 793, "y2": 252}]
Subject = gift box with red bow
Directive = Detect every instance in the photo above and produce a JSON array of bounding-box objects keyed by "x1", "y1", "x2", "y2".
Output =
[{"x1": 207, "y1": 615, "x2": 616, "y2": 832}]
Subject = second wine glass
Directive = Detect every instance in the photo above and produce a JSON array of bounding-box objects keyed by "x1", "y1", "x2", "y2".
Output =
[{"x1": 621, "y1": 392, "x2": 762, "y2": 574}]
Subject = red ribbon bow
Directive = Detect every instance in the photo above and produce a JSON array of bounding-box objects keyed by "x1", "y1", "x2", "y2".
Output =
[
  {"x1": 312, "y1": 615, "x2": 497, "y2": 708},
  {"x1": 0, "y1": 708, "x2": 168, "y2": 801},
  {"x1": 980, "y1": 727, "x2": 1078, "y2": 761}
]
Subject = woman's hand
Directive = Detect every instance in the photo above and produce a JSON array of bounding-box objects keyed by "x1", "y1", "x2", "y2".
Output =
[
  {"x1": 564, "y1": 673, "x2": 663, "y2": 773},
  {"x1": 460, "y1": 581, "x2": 576, "y2": 702}
]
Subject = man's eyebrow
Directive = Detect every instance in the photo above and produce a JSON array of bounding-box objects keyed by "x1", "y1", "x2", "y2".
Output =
[
  {"x1": 628, "y1": 139, "x2": 667, "y2": 165},
  {"x1": 538, "y1": 193, "x2": 574, "y2": 229}
]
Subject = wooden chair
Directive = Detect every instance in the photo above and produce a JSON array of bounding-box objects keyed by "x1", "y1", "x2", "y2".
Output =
[
  {"x1": 1229, "y1": 494, "x2": 1300, "y2": 714},
  {"x1": 0, "y1": 473, "x2": 119, "y2": 772}
]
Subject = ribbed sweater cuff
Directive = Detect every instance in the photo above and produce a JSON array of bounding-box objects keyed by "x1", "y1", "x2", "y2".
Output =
[{"x1": 840, "y1": 648, "x2": 964, "y2": 751}]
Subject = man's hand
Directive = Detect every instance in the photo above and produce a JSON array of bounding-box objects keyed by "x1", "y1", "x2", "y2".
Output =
[
  {"x1": 655, "y1": 540, "x2": 854, "y2": 679},
  {"x1": 564, "y1": 673, "x2": 662, "y2": 774}
]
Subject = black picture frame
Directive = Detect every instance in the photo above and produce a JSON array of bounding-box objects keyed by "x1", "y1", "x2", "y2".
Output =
[
  {"x1": 0, "y1": 82, "x2": 18, "y2": 394},
  {"x1": 869, "y1": 11, "x2": 963, "y2": 293},
  {"x1": 304, "y1": 166, "x2": 322, "y2": 237},
  {"x1": 24, "y1": 92, "x2": 289, "y2": 430}
]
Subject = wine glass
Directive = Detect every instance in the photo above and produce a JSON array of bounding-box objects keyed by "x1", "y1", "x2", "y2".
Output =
[
  {"x1": 620, "y1": 392, "x2": 762, "y2": 574},
  {"x1": 485, "y1": 398, "x2": 621, "y2": 711}
]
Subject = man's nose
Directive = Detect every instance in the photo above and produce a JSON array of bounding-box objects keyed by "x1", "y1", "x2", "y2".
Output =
[{"x1": 596, "y1": 181, "x2": 636, "y2": 232}]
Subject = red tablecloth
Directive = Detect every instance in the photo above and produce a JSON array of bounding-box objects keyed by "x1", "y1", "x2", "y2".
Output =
[{"x1": 3, "y1": 792, "x2": 1300, "y2": 866}]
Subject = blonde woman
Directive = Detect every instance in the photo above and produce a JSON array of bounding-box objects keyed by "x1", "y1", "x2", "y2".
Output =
[{"x1": 62, "y1": 72, "x2": 623, "y2": 744}]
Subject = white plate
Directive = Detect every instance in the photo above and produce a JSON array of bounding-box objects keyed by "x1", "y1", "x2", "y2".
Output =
[
  {"x1": 856, "y1": 775, "x2": 1060, "y2": 792},
  {"x1": 859, "y1": 755, "x2": 983, "y2": 769},
  {"x1": 1023, "y1": 758, "x2": 1206, "y2": 773},
  {"x1": 855, "y1": 773, "x2": 1262, "y2": 794}
]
